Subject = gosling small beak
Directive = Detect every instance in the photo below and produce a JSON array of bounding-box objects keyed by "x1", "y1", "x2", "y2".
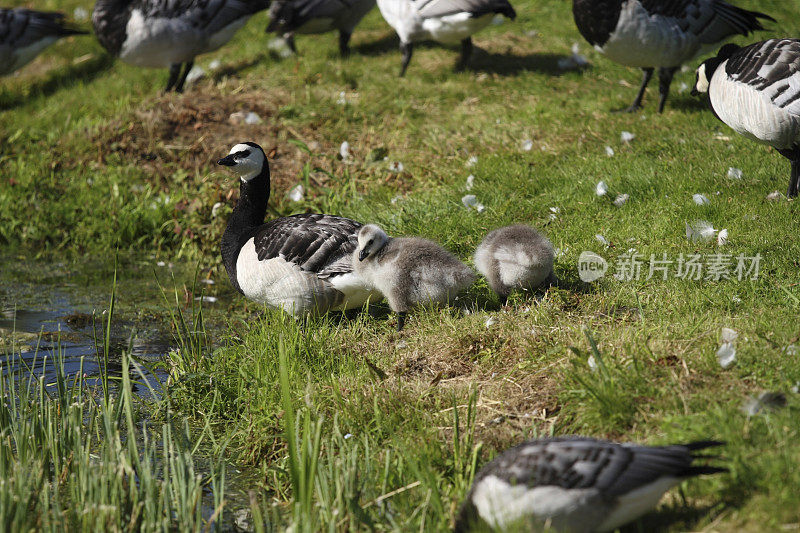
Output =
[
  {"x1": 690, "y1": 87, "x2": 699, "y2": 97},
  {"x1": 358, "y1": 249, "x2": 368, "y2": 262},
  {"x1": 217, "y1": 155, "x2": 237, "y2": 167}
]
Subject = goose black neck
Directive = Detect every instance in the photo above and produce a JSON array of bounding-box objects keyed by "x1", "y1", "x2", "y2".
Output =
[{"x1": 220, "y1": 163, "x2": 270, "y2": 294}]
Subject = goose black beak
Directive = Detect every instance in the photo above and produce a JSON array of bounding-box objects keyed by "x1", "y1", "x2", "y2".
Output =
[
  {"x1": 690, "y1": 88, "x2": 699, "y2": 97},
  {"x1": 217, "y1": 155, "x2": 237, "y2": 167},
  {"x1": 358, "y1": 250, "x2": 368, "y2": 261}
]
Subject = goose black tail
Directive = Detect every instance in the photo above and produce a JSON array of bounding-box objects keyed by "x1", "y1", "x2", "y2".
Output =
[{"x1": 716, "y1": 1, "x2": 776, "y2": 35}]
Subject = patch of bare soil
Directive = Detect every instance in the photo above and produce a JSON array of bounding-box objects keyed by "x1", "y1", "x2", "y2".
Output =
[{"x1": 89, "y1": 86, "x2": 316, "y2": 195}]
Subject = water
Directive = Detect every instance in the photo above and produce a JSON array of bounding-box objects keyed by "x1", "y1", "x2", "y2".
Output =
[{"x1": 0, "y1": 254, "x2": 264, "y2": 529}]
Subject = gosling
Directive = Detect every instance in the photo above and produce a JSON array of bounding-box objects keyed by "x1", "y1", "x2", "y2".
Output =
[
  {"x1": 353, "y1": 224, "x2": 476, "y2": 330},
  {"x1": 474, "y1": 225, "x2": 555, "y2": 305}
]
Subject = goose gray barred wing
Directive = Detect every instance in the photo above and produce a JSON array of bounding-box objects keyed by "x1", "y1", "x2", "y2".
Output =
[
  {"x1": 724, "y1": 39, "x2": 800, "y2": 109},
  {"x1": 471, "y1": 438, "x2": 724, "y2": 494},
  {"x1": 0, "y1": 8, "x2": 84, "y2": 47},
  {"x1": 252, "y1": 214, "x2": 362, "y2": 278},
  {"x1": 412, "y1": 0, "x2": 515, "y2": 20},
  {"x1": 268, "y1": 0, "x2": 351, "y2": 31},
  {"x1": 138, "y1": 0, "x2": 268, "y2": 28},
  {"x1": 658, "y1": 0, "x2": 772, "y2": 45}
]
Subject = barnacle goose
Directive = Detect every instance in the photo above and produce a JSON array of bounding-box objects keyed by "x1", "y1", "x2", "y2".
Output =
[
  {"x1": 455, "y1": 437, "x2": 726, "y2": 533},
  {"x1": 572, "y1": 0, "x2": 773, "y2": 113},
  {"x1": 266, "y1": 0, "x2": 376, "y2": 57},
  {"x1": 474, "y1": 225, "x2": 555, "y2": 306},
  {"x1": 694, "y1": 39, "x2": 800, "y2": 198},
  {"x1": 92, "y1": 0, "x2": 268, "y2": 92},
  {"x1": 375, "y1": 0, "x2": 516, "y2": 76},
  {"x1": 353, "y1": 224, "x2": 476, "y2": 330},
  {"x1": 0, "y1": 8, "x2": 87, "y2": 76},
  {"x1": 217, "y1": 142, "x2": 381, "y2": 315}
]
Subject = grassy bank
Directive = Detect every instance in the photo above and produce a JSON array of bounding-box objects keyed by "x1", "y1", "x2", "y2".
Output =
[{"x1": 3, "y1": 0, "x2": 800, "y2": 530}]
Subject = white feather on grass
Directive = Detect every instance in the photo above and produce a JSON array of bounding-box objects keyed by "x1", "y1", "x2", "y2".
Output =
[
  {"x1": 693, "y1": 194, "x2": 710, "y2": 205},
  {"x1": 685, "y1": 220, "x2": 717, "y2": 243},
  {"x1": 595, "y1": 181, "x2": 608, "y2": 196},
  {"x1": 727, "y1": 167, "x2": 743, "y2": 180},
  {"x1": 287, "y1": 184, "x2": 304, "y2": 202},
  {"x1": 613, "y1": 193, "x2": 629, "y2": 207}
]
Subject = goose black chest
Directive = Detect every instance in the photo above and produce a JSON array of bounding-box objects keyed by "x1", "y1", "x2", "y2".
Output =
[{"x1": 218, "y1": 142, "x2": 381, "y2": 315}]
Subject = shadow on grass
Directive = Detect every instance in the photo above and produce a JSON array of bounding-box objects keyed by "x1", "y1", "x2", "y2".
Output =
[
  {"x1": 0, "y1": 53, "x2": 114, "y2": 111},
  {"x1": 210, "y1": 52, "x2": 270, "y2": 80},
  {"x1": 352, "y1": 32, "x2": 400, "y2": 56},
  {"x1": 468, "y1": 49, "x2": 590, "y2": 77},
  {"x1": 670, "y1": 95, "x2": 711, "y2": 113},
  {"x1": 623, "y1": 502, "x2": 725, "y2": 533}
]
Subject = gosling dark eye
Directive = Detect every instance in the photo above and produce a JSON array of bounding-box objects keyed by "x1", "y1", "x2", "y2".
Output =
[{"x1": 367, "y1": 239, "x2": 374, "y2": 247}]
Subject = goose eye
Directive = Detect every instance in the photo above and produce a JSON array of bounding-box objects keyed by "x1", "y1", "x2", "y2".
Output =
[{"x1": 367, "y1": 239, "x2": 374, "y2": 247}]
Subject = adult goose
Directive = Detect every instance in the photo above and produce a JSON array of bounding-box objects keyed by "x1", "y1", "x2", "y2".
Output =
[
  {"x1": 694, "y1": 39, "x2": 800, "y2": 198},
  {"x1": 217, "y1": 142, "x2": 381, "y2": 315},
  {"x1": 92, "y1": 0, "x2": 268, "y2": 92},
  {"x1": 376, "y1": 0, "x2": 516, "y2": 76},
  {"x1": 455, "y1": 437, "x2": 726, "y2": 533},
  {"x1": 266, "y1": 0, "x2": 376, "y2": 57},
  {"x1": 572, "y1": 0, "x2": 773, "y2": 112},
  {"x1": 1, "y1": 8, "x2": 87, "y2": 76}
]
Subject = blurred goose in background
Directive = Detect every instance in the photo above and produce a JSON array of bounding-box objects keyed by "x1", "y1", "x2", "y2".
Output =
[
  {"x1": 376, "y1": 0, "x2": 516, "y2": 76},
  {"x1": 455, "y1": 437, "x2": 726, "y2": 532},
  {"x1": 266, "y1": 0, "x2": 376, "y2": 56},
  {"x1": 92, "y1": 0, "x2": 269, "y2": 92},
  {"x1": 353, "y1": 224, "x2": 476, "y2": 330},
  {"x1": 572, "y1": 0, "x2": 773, "y2": 112},
  {"x1": 217, "y1": 142, "x2": 381, "y2": 315},
  {"x1": 694, "y1": 39, "x2": 800, "y2": 198},
  {"x1": 1, "y1": 8, "x2": 87, "y2": 76},
  {"x1": 474, "y1": 224, "x2": 555, "y2": 305}
]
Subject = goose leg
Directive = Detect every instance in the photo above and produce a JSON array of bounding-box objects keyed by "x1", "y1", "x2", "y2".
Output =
[
  {"x1": 174, "y1": 60, "x2": 194, "y2": 93},
  {"x1": 165, "y1": 63, "x2": 181, "y2": 92},
  {"x1": 399, "y1": 42, "x2": 413, "y2": 77},
  {"x1": 456, "y1": 37, "x2": 473, "y2": 71},
  {"x1": 618, "y1": 68, "x2": 653, "y2": 113},
  {"x1": 285, "y1": 33, "x2": 297, "y2": 53},
  {"x1": 657, "y1": 66, "x2": 678, "y2": 113},
  {"x1": 339, "y1": 30, "x2": 351, "y2": 57},
  {"x1": 789, "y1": 159, "x2": 799, "y2": 198},
  {"x1": 396, "y1": 312, "x2": 407, "y2": 331}
]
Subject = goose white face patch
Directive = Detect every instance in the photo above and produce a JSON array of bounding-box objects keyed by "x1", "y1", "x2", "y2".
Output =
[{"x1": 228, "y1": 143, "x2": 265, "y2": 182}]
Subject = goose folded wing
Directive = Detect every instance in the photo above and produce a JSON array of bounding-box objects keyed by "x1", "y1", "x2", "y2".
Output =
[
  {"x1": 293, "y1": 0, "x2": 352, "y2": 23},
  {"x1": 141, "y1": 0, "x2": 268, "y2": 28},
  {"x1": 723, "y1": 39, "x2": 800, "y2": 115},
  {"x1": 252, "y1": 214, "x2": 362, "y2": 278},
  {"x1": 413, "y1": 0, "x2": 515, "y2": 19}
]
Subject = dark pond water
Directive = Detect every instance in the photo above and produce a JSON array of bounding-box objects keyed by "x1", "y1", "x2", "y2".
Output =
[{"x1": 0, "y1": 254, "x2": 262, "y2": 529}]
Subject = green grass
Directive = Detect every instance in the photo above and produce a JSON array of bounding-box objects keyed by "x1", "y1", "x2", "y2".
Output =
[{"x1": 3, "y1": 0, "x2": 800, "y2": 530}]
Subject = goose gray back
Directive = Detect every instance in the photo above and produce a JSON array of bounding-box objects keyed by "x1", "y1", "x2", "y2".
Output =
[
  {"x1": 455, "y1": 437, "x2": 726, "y2": 533},
  {"x1": 92, "y1": 0, "x2": 269, "y2": 91},
  {"x1": 353, "y1": 224, "x2": 476, "y2": 330},
  {"x1": 0, "y1": 8, "x2": 87, "y2": 76},
  {"x1": 267, "y1": 0, "x2": 376, "y2": 56},
  {"x1": 572, "y1": 0, "x2": 773, "y2": 112},
  {"x1": 695, "y1": 39, "x2": 800, "y2": 197},
  {"x1": 474, "y1": 224, "x2": 555, "y2": 305},
  {"x1": 376, "y1": 0, "x2": 516, "y2": 75},
  {"x1": 218, "y1": 142, "x2": 381, "y2": 316}
]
